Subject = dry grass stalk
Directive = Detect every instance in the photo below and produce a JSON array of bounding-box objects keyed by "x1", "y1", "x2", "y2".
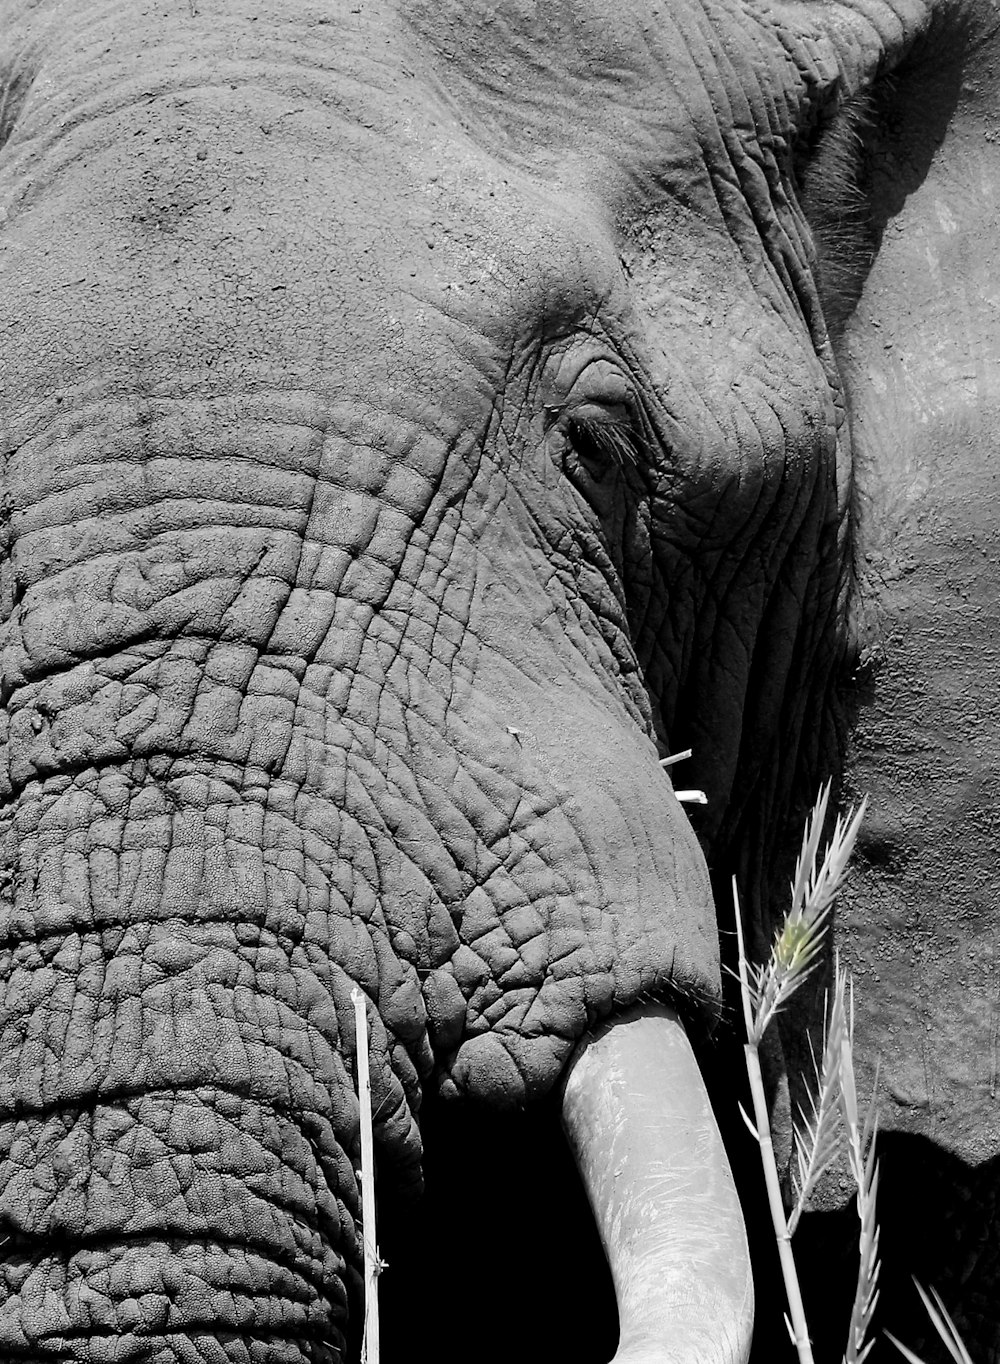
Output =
[
  {"x1": 736, "y1": 786, "x2": 979, "y2": 1364},
  {"x1": 734, "y1": 783, "x2": 869, "y2": 1364},
  {"x1": 841, "y1": 981, "x2": 881, "y2": 1364},
  {"x1": 351, "y1": 987, "x2": 381, "y2": 1364},
  {"x1": 735, "y1": 879, "x2": 816, "y2": 1364},
  {"x1": 787, "y1": 966, "x2": 848, "y2": 1236}
]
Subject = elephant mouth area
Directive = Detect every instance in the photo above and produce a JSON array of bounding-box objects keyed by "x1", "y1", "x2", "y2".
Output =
[
  {"x1": 376, "y1": 1005, "x2": 768, "y2": 1364},
  {"x1": 377, "y1": 1090, "x2": 619, "y2": 1362}
]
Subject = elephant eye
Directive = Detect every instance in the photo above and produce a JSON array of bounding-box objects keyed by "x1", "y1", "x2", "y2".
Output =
[{"x1": 563, "y1": 409, "x2": 641, "y2": 487}]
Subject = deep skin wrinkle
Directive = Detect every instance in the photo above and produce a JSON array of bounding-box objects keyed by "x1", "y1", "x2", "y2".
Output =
[{"x1": 0, "y1": 0, "x2": 968, "y2": 1359}]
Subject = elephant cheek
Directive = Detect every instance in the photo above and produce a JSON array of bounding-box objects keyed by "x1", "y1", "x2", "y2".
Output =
[{"x1": 435, "y1": 639, "x2": 721, "y2": 1110}]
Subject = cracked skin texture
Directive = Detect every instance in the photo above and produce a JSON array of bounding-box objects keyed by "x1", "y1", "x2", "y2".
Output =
[{"x1": 0, "y1": 0, "x2": 965, "y2": 1359}]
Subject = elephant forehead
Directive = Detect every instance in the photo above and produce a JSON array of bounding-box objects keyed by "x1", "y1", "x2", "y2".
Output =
[
  {"x1": 400, "y1": 0, "x2": 927, "y2": 182},
  {"x1": 0, "y1": 0, "x2": 892, "y2": 310},
  {"x1": 407, "y1": 0, "x2": 808, "y2": 154},
  {"x1": 0, "y1": 30, "x2": 614, "y2": 418},
  {"x1": 0, "y1": 0, "x2": 890, "y2": 431}
]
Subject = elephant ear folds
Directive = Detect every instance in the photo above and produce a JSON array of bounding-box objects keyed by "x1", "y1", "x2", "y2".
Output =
[
  {"x1": 796, "y1": 89, "x2": 881, "y2": 339},
  {"x1": 796, "y1": 12, "x2": 974, "y2": 346},
  {"x1": 0, "y1": 46, "x2": 41, "y2": 153},
  {"x1": 833, "y1": 14, "x2": 987, "y2": 406}
]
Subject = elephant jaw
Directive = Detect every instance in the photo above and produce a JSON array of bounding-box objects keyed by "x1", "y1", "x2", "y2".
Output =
[{"x1": 561, "y1": 1008, "x2": 753, "y2": 1364}]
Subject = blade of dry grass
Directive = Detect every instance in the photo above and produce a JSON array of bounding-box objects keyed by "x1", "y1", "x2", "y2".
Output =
[
  {"x1": 843, "y1": 1141, "x2": 880, "y2": 1364},
  {"x1": 886, "y1": 1337, "x2": 930, "y2": 1364},
  {"x1": 351, "y1": 987, "x2": 380, "y2": 1364},
  {"x1": 735, "y1": 785, "x2": 872, "y2": 1364},
  {"x1": 734, "y1": 878, "x2": 816, "y2": 1364},
  {"x1": 841, "y1": 973, "x2": 881, "y2": 1364},
  {"x1": 804, "y1": 794, "x2": 869, "y2": 921},
  {"x1": 789, "y1": 781, "x2": 833, "y2": 920},
  {"x1": 886, "y1": 1283, "x2": 975, "y2": 1364},
  {"x1": 788, "y1": 968, "x2": 848, "y2": 1235}
]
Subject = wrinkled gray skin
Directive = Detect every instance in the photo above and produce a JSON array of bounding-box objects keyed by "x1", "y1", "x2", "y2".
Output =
[
  {"x1": 0, "y1": 0, "x2": 997, "y2": 1360},
  {"x1": 828, "y1": 14, "x2": 1000, "y2": 1356}
]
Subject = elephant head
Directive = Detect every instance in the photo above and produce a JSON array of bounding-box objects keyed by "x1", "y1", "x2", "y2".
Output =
[{"x1": 0, "y1": 0, "x2": 992, "y2": 1360}]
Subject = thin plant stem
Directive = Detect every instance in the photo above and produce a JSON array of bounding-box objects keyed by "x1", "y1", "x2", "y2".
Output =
[
  {"x1": 841, "y1": 977, "x2": 881, "y2": 1364},
  {"x1": 351, "y1": 987, "x2": 380, "y2": 1364},
  {"x1": 734, "y1": 880, "x2": 816, "y2": 1364}
]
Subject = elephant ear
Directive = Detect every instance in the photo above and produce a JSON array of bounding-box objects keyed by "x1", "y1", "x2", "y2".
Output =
[{"x1": 832, "y1": 3, "x2": 1000, "y2": 1171}]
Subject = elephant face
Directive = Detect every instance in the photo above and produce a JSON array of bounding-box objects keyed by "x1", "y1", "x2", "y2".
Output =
[{"x1": 0, "y1": 0, "x2": 991, "y2": 1359}]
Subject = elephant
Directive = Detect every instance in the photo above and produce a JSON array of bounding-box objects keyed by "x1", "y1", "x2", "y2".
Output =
[
  {"x1": 0, "y1": 0, "x2": 997, "y2": 1360},
  {"x1": 818, "y1": 15, "x2": 1000, "y2": 1357}
]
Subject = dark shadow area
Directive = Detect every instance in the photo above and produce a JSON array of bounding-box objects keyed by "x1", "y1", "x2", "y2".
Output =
[
  {"x1": 371, "y1": 1051, "x2": 1000, "y2": 1363},
  {"x1": 797, "y1": 1132, "x2": 1000, "y2": 1364},
  {"x1": 378, "y1": 1088, "x2": 619, "y2": 1362},
  {"x1": 742, "y1": 1130, "x2": 1000, "y2": 1364},
  {"x1": 715, "y1": 1091, "x2": 1000, "y2": 1364},
  {"x1": 710, "y1": 1005, "x2": 1000, "y2": 1363},
  {"x1": 699, "y1": 1026, "x2": 794, "y2": 1364},
  {"x1": 375, "y1": 1031, "x2": 802, "y2": 1363}
]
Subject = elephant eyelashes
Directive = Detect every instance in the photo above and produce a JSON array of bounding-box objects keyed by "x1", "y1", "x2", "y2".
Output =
[{"x1": 564, "y1": 413, "x2": 641, "y2": 481}]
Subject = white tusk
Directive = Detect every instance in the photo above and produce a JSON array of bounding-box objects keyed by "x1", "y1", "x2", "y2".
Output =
[
  {"x1": 675, "y1": 789, "x2": 708, "y2": 805},
  {"x1": 562, "y1": 1007, "x2": 753, "y2": 1364},
  {"x1": 658, "y1": 749, "x2": 693, "y2": 768}
]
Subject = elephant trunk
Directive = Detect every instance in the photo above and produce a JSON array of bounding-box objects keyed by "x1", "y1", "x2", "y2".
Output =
[
  {"x1": 0, "y1": 779, "x2": 428, "y2": 1363},
  {"x1": 0, "y1": 942, "x2": 361, "y2": 1361},
  {"x1": 561, "y1": 1008, "x2": 753, "y2": 1364}
]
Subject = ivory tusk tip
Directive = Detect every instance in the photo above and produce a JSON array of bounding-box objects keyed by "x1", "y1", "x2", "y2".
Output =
[
  {"x1": 562, "y1": 1008, "x2": 753, "y2": 1364},
  {"x1": 610, "y1": 1331, "x2": 753, "y2": 1364}
]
